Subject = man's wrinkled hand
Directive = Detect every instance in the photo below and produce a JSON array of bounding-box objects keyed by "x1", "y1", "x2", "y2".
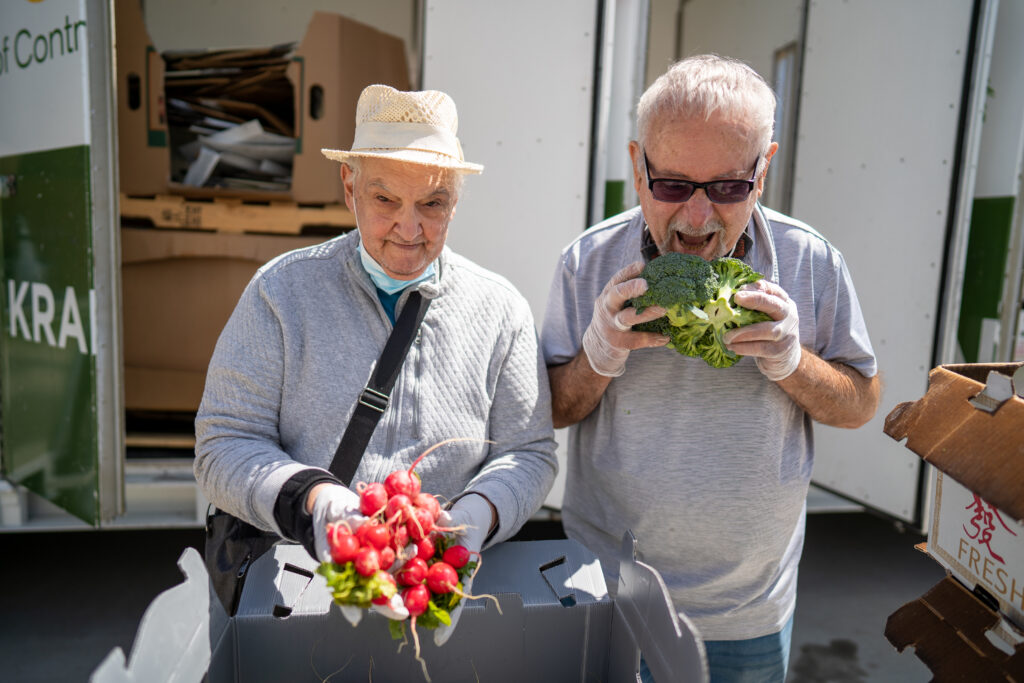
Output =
[
  {"x1": 725, "y1": 279, "x2": 801, "y2": 381},
  {"x1": 582, "y1": 261, "x2": 669, "y2": 377}
]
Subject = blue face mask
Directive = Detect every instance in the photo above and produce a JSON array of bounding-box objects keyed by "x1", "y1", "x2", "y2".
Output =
[{"x1": 357, "y1": 237, "x2": 436, "y2": 295}]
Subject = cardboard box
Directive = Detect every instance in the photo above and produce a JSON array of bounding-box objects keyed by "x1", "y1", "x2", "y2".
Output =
[
  {"x1": 115, "y1": 0, "x2": 170, "y2": 196},
  {"x1": 883, "y1": 362, "x2": 1024, "y2": 679},
  {"x1": 283, "y1": 11, "x2": 411, "y2": 204},
  {"x1": 116, "y1": 5, "x2": 410, "y2": 204},
  {"x1": 120, "y1": 228, "x2": 327, "y2": 412},
  {"x1": 91, "y1": 535, "x2": 709, "y2": 682}
]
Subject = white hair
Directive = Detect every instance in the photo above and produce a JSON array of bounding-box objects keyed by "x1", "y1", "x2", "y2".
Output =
[{"x1": 636, "y1": 54, "x2": 776, "y2": 159}]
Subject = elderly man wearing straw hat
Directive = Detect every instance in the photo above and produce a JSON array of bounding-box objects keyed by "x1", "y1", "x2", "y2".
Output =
[{"x1": 195, "y1": 85, "x2": 558, "y2": 641}]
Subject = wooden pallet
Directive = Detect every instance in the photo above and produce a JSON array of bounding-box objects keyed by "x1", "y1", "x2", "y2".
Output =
[
  {"x1": 125, "y1": 432, "x2": 196, "y2": 450},
  {"x1": 120, "y1": 193, "x2": 356, "y2": 235}
]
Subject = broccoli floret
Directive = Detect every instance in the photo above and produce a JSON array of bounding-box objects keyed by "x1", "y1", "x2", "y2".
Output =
[
  {"x1": 630, "y1": 253, "x2": 718, "y2": 314},
  {"x1": 630, "y1": 252, "x2": 772, "y2": 368}
]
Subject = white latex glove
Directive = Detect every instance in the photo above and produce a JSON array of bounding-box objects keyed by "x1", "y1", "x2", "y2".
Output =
[
  {"x1": 372, "y1": 592, "x2": 409, "y2": 621},
  {"x1": 725, "y1": 279, "x2": 802, "y2": 381},
  {"x1": 433, "y1": 494, "x2": 494, "y2": 646},
  {"x1": 582, "y1": 262, "x2": 669, "y2": 377},
  {"x1": 311, "y1": 484, "x2": 365, "y2": 564}
]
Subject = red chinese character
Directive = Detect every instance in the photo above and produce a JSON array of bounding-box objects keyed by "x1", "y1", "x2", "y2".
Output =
[{"x1": 963, "y1": 495, "x2": 1018, "y2": 564}]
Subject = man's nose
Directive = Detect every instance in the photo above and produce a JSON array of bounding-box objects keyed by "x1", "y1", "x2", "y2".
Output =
[
  {"x1": 680, "y1": 189, "x2": 714, "y2": 227},
  {"x1": 394, "y1": 205, "x2": 422, "y2": 238}
]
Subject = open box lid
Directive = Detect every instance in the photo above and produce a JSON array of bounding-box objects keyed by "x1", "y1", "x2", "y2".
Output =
[
  {"x1": 883, "y1": 362, "x2": 1024, "y2": 523},
  {"x1": 885, "y1": 574, "x2": 1024, "y2": 680}
]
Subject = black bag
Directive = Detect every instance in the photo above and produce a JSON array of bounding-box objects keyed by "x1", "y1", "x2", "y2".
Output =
[
  {"x1": 204, "y1": 511, "x2": 280, "y2": 615},
  {"x1": 204, "y1": 290, "x2": 431, "y2": 615}
]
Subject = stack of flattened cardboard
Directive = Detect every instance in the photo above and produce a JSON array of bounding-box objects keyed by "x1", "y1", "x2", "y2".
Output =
[
  {"x1": 164, "y1": 44, "x2": 297, "y2": 192},
  {"x1": 883, "y1": 362, "x2": 1024, "y2": 680}
]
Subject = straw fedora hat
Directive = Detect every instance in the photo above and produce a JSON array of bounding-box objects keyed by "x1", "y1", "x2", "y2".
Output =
[{"x1": 321, "y1": 84, "x2": 483, "y2": 174}]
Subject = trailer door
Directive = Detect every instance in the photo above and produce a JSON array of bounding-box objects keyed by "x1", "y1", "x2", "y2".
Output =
[
  {"x1": 0, "y1": 0, "x2": 123, "y2": 526},
  {"x1": 794, "y1": 0, "x2": 996, "y2": 525}
]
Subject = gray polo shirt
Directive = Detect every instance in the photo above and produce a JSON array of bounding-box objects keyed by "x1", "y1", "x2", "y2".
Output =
[{"x1": 541, "y1": 205, "x2": 876, "y2": 640}]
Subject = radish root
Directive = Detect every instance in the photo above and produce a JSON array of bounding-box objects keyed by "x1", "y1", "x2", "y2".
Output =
[{"x1": 410, "y1": 616, "x2": 432, "y2": 682}]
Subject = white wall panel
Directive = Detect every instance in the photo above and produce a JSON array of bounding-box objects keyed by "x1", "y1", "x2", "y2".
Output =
[{"x1": 793, "y1": 0, "x2": 976, "y2": 522}]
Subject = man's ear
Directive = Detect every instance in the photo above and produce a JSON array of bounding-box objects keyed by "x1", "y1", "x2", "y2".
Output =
[
  {"x1": 757, "y1": 142, "x2": 779, "y2": 194},
  {"x1": 628, "y1": 141, "x2": 643, "y2": 195},
  {"x1": 341, "y1": 163, "x2": 356, "y2": 212}
]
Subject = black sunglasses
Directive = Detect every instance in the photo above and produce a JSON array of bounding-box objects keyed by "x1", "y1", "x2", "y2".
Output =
[{"x1": 643, "y1": 150, "x2": 760, "y2": 204}]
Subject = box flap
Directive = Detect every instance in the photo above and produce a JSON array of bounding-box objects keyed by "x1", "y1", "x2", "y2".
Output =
[
  {"x1": 885, "y1": 574, "x2": 1024, "y2": 680},
  {"x1": 115, "y1": 0, "x2": 169, "y2": 196},
  {"x1": 609, "y1": 531, "x2": 707, "y2": 682},
  {"x1": 90, "y1": 548, "x2": 229, "y2": 683},
  {"x1": 285, "y1": 11, "x2": 410, "y2": 204},
  {"x1": 883, "y1": 362, "x2": 1024, "y2": 522}
]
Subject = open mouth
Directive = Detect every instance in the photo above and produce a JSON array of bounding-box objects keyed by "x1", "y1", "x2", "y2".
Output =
[{"x1": 672, "y1": 231, "x2": 715, "y2": 253}]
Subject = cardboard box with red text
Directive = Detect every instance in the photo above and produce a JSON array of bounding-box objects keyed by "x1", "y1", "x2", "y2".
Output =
[{"x1": 883, "y1": 362, "x2": 1024, "y2": 679}]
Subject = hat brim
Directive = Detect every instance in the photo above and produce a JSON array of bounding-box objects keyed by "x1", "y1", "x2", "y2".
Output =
[{"x1": 321, "y1": 148, "x2": 483, "y2": 174}]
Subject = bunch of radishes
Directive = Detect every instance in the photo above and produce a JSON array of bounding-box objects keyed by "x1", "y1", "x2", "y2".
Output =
[{"x1": 316, "y1": 440, "x2": 494, "y2": 647}]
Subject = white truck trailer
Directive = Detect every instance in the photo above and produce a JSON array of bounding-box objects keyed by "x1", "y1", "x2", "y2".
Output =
[{"x1": 1, "y1": 0, "x2": 1021, "y2": 533}]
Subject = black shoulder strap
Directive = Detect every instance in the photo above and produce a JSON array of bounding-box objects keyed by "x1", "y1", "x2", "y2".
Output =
[{"x1": 328, "y1": 290, "x2": 431, "y2": 485}]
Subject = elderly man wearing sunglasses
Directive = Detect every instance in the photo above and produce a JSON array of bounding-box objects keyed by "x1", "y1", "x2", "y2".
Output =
[{"x1": 541, "y1": 55, "x2": 880, "y2": 682}]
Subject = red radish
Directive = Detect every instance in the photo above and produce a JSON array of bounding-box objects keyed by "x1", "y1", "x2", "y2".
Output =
[
  {"x1": 442, "y1": 545, "x2": 471, "y2": 569},
  {"x1": 407, "y1": 471, "x2": 422, "y2": 497},
  {"x1": 359, "y1": 482, "x2": 388, "y2": 517},
  {"x1": 415, "y1": 535, "x2": 436, "y2": 561},
  {"x1": 407, "y1": 506, "x2": 435, "y2": 541},
  {"x1": 354, "y1": 547, "x2": 381, "y2": 577},
  {"x1": 402, "y1": 584, "x2": 430, "y2": 617},
  {"x1": 371, "y1": 572, "x2": 397, "y2": 605},
  {"x1": 327, "y1": 522, "x2": 353, "y2": 547},
  {"x1": 426, "y1": 561, "x2": 459, "y2": 595},
  {"x1": 357, "y1": 522, "x2": 391, "y2": 551},
  {"x1": 386, "y1": 494, "x2": 412, "y2": 525},
  {"x1": 379, "y1": 546, "x2": 396, "y2": 571},
  {"x1": 329, "y1": 528, "x2": 360, "y2": 565},
  {"x1": 391, "y1": 524, "x2": 410, "y2": 551},
  {"x1": 413, "y1": 493, "x2": 441, "y2": 521},
  {"x1": 397, "y1": 557, "x2": 428, "y2": 586},
  {"x1": 385, "y1": 469, "x2": 417, "y2": 498}
]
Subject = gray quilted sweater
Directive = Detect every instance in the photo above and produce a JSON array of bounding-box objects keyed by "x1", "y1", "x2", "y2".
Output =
[{"x1": 194, "y1": 231, "x2": 558, "y2": 543}]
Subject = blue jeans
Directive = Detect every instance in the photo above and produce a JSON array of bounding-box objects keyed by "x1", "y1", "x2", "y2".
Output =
[{"x1": 640, "y1": 616, "x2": 794, "y2": 683}]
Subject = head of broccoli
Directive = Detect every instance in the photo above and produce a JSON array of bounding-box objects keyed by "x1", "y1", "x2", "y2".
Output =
[{"x1": 630, "y1": 253, "x2": 772, "y2": 368}]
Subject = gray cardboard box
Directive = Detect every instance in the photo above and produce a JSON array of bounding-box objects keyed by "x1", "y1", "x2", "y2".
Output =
[{"x1": 92, "y1": 534, "x2": 706, "y2": 682}]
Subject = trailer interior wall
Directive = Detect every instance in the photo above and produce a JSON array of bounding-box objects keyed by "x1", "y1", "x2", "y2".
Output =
[
  {"x1": 959, "y1": 0, "x2": 1024, "y2": 364},
  {"x1": 142, "y1": 0, "x2": 421, "y2": 86}
]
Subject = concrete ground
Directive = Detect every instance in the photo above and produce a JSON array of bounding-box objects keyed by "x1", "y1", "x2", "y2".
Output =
[{"x1": 0, "y1": 510, "x2": 943, "y2": 682}]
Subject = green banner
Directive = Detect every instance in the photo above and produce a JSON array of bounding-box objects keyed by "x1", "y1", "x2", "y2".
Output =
[
  {"x1": 0, "y1": 144, "x2": 99, "y2": 524},
  {"x1": 957, "y1": 196, "x2": 1014, "y2": 363}
]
